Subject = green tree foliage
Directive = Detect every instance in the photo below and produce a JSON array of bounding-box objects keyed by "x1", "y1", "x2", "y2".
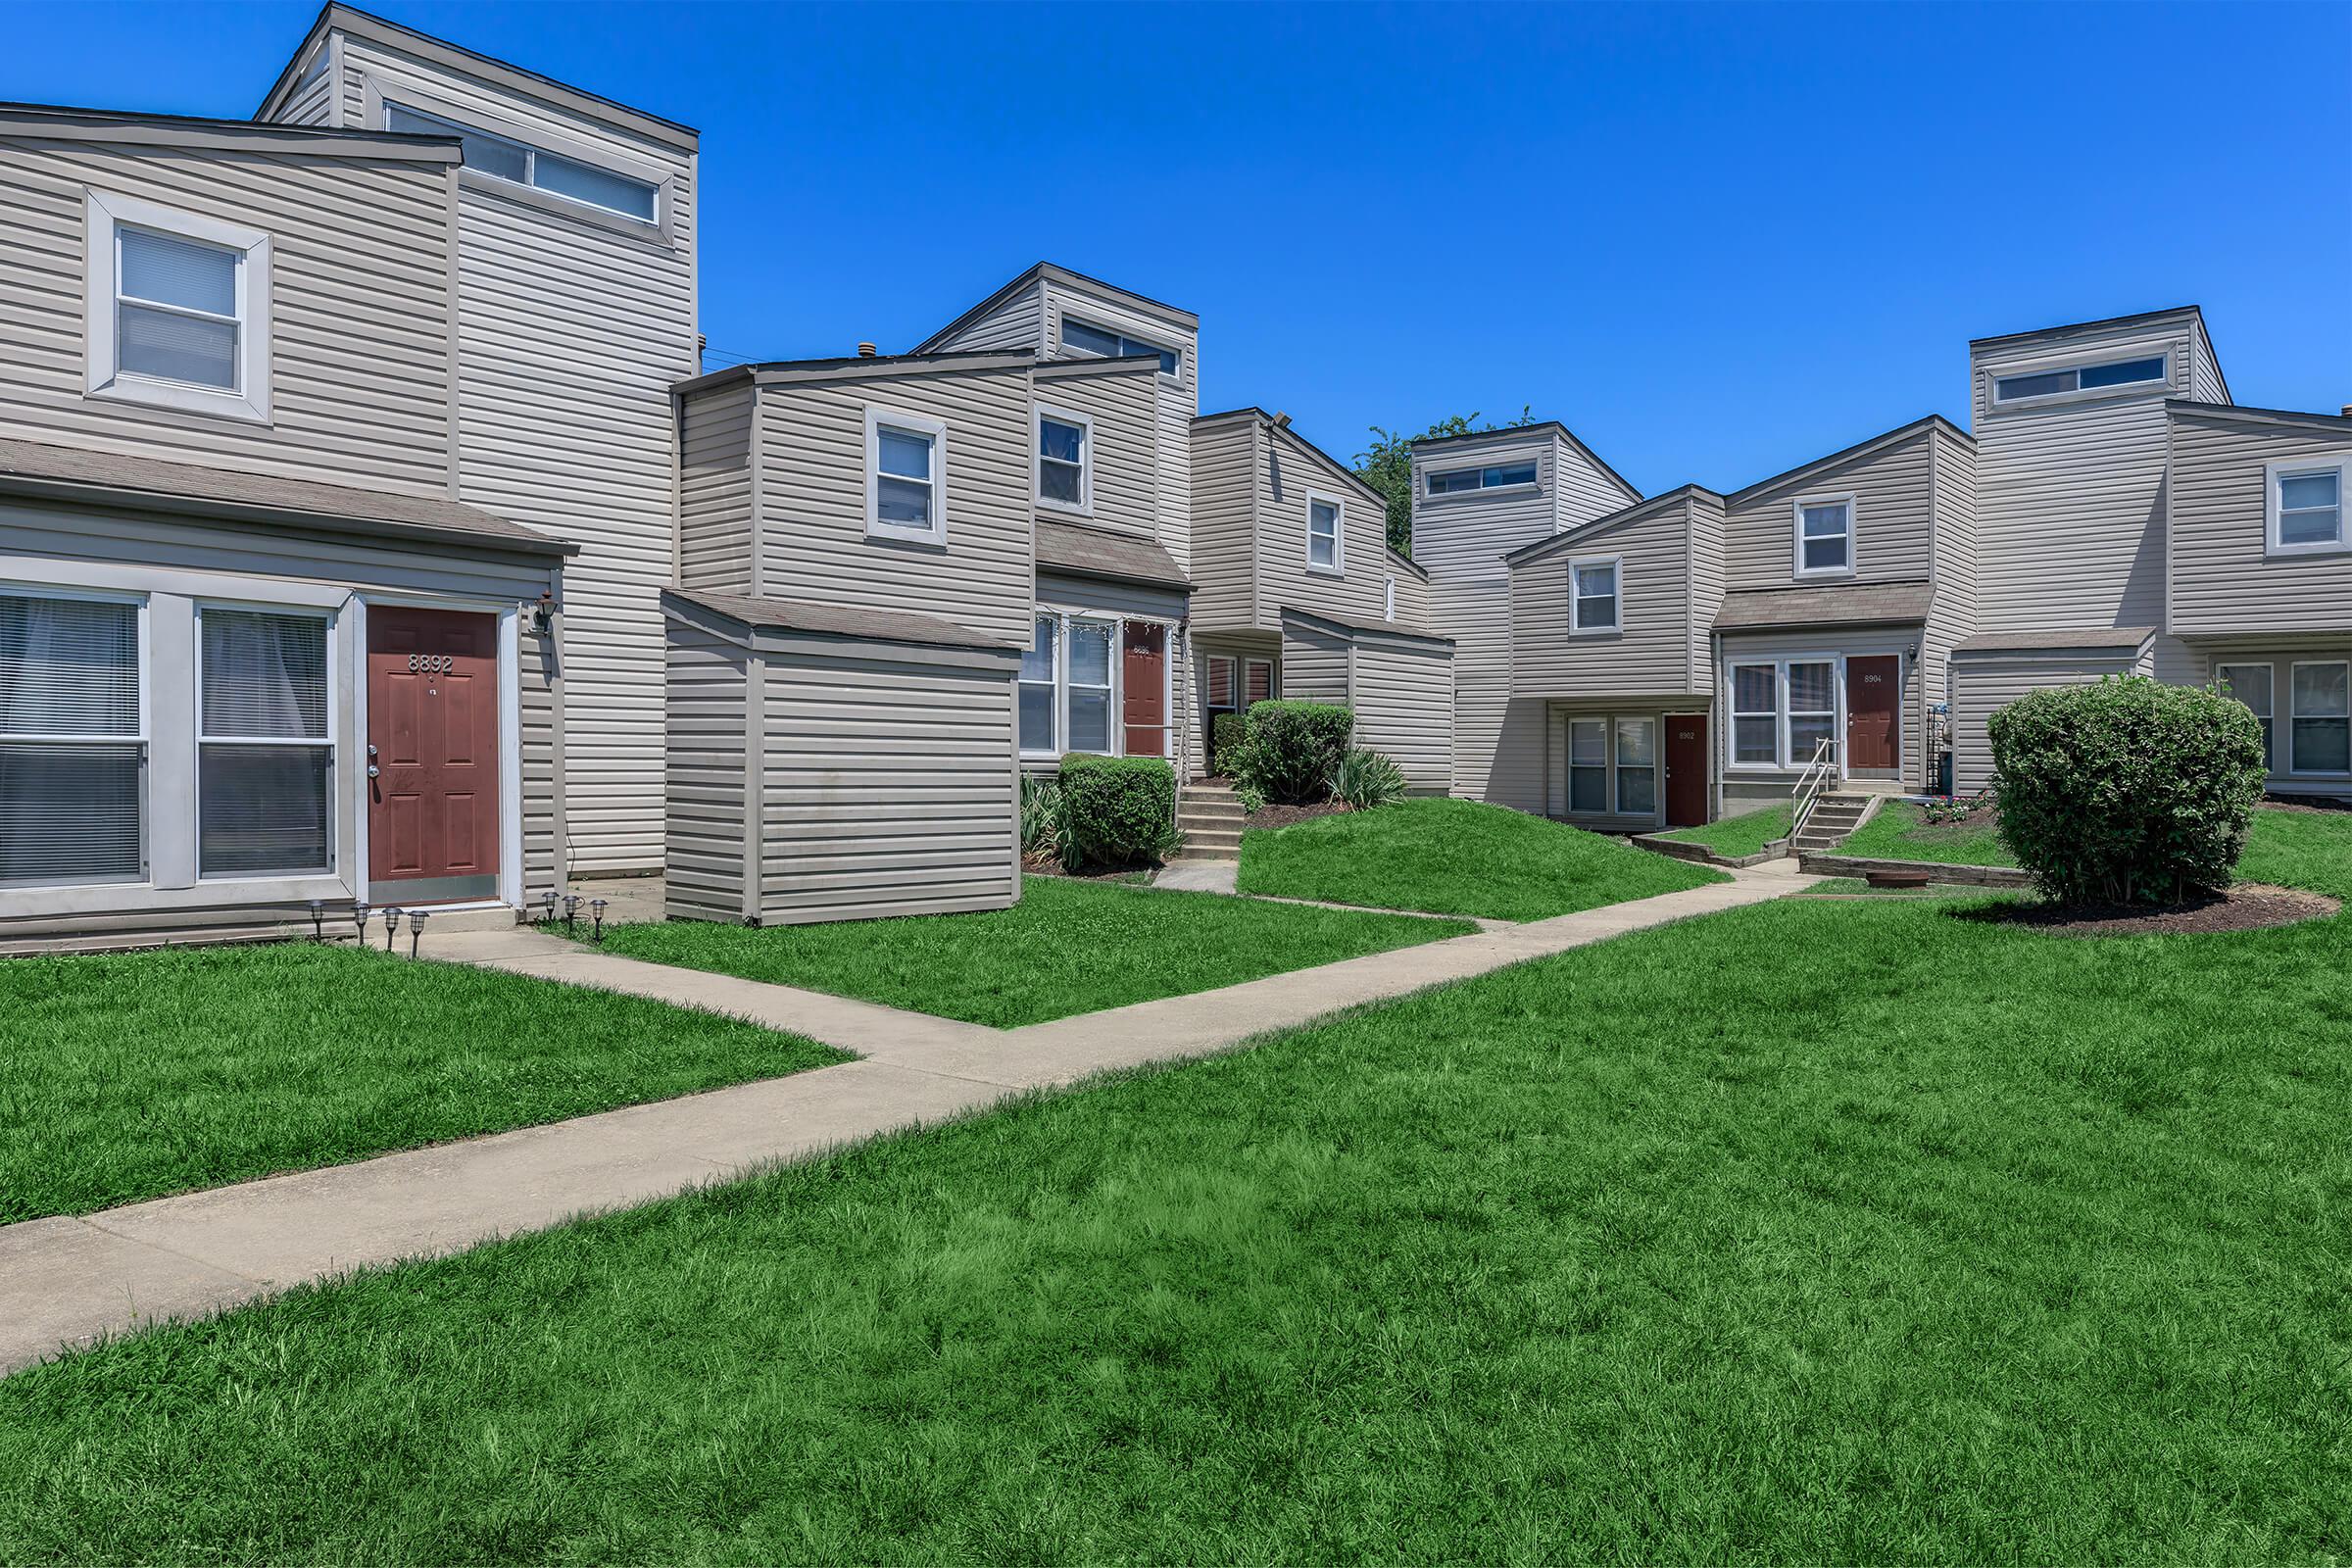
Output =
[{"x1": 1355, "y1": 407, "x2": 1537, "y2": 558}]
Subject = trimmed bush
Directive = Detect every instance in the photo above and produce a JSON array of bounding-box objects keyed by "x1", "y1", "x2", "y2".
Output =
[
  {"x1": 1330, "y1": 748, "x2": 1407, "y2": 810},
  {"x1": 1234, "y1": 700, "x2": 1353, "y2": 805},
  {"x1": 1209, "y1": 711, "x2": 1250, "y2": 779},
  {"x1": 1987, "y1": 675, "x2": 2266, "y2": 905},
  {"x1": 1056, "y1": 755, "x2": 1181, "y2": 870}
]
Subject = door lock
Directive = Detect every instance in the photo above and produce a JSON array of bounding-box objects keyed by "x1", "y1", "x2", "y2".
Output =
[{"x1": 367, "y1": 764, "x2": 380, "y2": 778}]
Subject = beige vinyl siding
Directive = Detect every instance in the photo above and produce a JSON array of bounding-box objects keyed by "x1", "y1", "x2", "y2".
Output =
[
  {"x1": 1279, "y1": 620, "x2": 1351, "y2": 702},
  {"x1": 756, "y1": 368, "x2": 1034, "y2": 647},
  {"x1": 1718, "y1": 625, "x2": 1921, "y2": 789},
  {"x1": 0, "y1": 139, "x2": 453, "y2": 492},
  {"x1": 1686, "y1": 494, "x2": 1726, "y2": 693},
  {"x1": 334, "y1": 33, "x2": 699, "y2": 873},
  {"x1": 1922, "y1": 429, "x2": 1980, "y2": 787},
  {"x1": 2168, "y1": 413, "x2": 2352, "y2": 637},
  {"x1": 1188, "y1": 416, "x2": 1259, "y2": 630},
  {"x1": 2187, "y1": 319, "x2": 2229, "y2": 406},
  {"x1": 1258, "y1": 425, "x2": 1389, "y2": 628},
  {"x1": 675, "y1": 377, "x2": 755, "y2": 597},
  {"x1": 757, "y1": 649, "x2": 1017, "y2": 924},
  {"x1": 1034, "y1": 363, "x2": 1160, "y2": 544},
  {"x1": 1353, "y1": 639, "x2": 1453, "y2": 794},
  {"x1": 519, "y1": 616, "x2": 564, "y2": 899},
  {"x1": 1041, "y1": 278, "x2": 1195, "y2": 564},
  {"x1": 1970, "y1": 322, "x2": 2188, "y2": 636},
  {"x1": 1948, "y1": 646, "x2": 2149, "y2": 793},
  {"x1": 662, "y1": 620, "x2": 748, "y2": 920},
  {"x1": 923, "y1": 277, "x2": 1045, "y2": 353},
  {"x1": 1723, "y1": 426, "x2": 1935, "y2": 591},
  {"x1": 1387, "y1": 560, "x2": 1430, "y2": 629},
  {"x1": 1511, "y1": 498, "x2": 1701, "y2": 700},
  {"x1": 273, "y1": 47, "x2": 341, "y2": 127}
]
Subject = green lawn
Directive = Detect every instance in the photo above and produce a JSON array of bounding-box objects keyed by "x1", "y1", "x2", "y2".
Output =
[
  {"x1": 7, "y1": 816, "x2": 2350, "y2": 1561},
  {"x1": 1238, "y1": 796, "x2": 1726, "y2": 921},
  {"x1": 0, "y1": 944, "x2": 845, "y2": 1223},
  {"x1": 1838, "y1": 799, "x2": 2021, "y2": 866},
  {"x1": 592, "y1": 875, "x2": 1475, "y2": 1028},
  {"x1": 1652, "y1": 801, "x2": 1792, "y2": 858}
]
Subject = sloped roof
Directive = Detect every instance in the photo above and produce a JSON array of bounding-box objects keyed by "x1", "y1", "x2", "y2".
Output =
[
  {"x1": 1278, "y1": 603, "x2": 1454, "y2": 649},
  {"x1": 0, "y1": 436, "x2": 570, "y2": 556},
  {"x1": 663, "y1": 588, "x2": 1016, "y2": 652},
  {"x1": 1714, "y1": 581, "x2": 1934, "y2": 631},
  {"x1": 1952, "y1": 626, "x2": 2156, "y2": 655},
  {"x1": 1034, "y1": 518, "x2": 1190, "y2": 590}
]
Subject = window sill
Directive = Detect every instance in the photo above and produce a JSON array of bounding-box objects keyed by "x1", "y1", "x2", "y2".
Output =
[
  {"x1": 2264, "y1": 543, "x2": 2352, "y2": 560},
  {"x1": 866, "y1": 525, "x2": 948, "y2": 549},
  {"x1": 1305, "y1": 564, "x2": 1346, "y2": 578},
  {"x1": 1568, "y1": 626, "x2": 1621, "y2": 639},
  {"x1": 1423, "y1": 482, "x2": 1542, "y2": 502},
  {"x1": 1037, "y1": 497, "x2": 1095, "y2": 519},
  {"x1": 457, "y1": 167, "x2": 670, "y2": 248},
  {"x1": 87, "y1": 373, "x2": 270, "y2": 427},
  {"x1": 1792, "y1": 566, "x2": 1857, "y2": 582}
]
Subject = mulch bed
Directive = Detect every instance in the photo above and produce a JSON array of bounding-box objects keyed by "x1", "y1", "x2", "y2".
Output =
[
  {"x1": 2260, "y1": 794, "x2": 2352, "y2": 815},
  {"x1": 1956, "y1": 882, "x2": 2338, "y2": 938},
  {"x1": 1019, "y1": 853, "x2": 1151, "y2": 882},
  {"x1": 1246, "y1": 801, "x2": 1350, "y2": 830}
]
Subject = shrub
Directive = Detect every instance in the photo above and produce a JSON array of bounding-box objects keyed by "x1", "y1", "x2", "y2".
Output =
[
  {"x1": 1209, "y1": 711, "x2": 1250, "y2": 778},
  {"x1": 1987, "y1": 675, "x2": 2266, "y2": 905},
  {"x1": 1234, "y1": 700, "x2": 1353, "y2": 805},
  {"x1": 1019, "y1": 775, "x2": 1071, "y2": 862},
  {"x1": 1055, "y1": 755, "x2": 1181, "y2": 870},
  {"x1": 1330, "y1": 748, "x2": 1407, "y2": 810}
]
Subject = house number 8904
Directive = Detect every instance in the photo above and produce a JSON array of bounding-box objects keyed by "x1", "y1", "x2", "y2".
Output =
[{"x1": 408, "y1": 654, "x2": 455, "y2": 673}]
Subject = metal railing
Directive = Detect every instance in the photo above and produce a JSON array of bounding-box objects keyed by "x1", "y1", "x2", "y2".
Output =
[{"x1": 1788, "y1": 736, "x2": 1840, "y2": 845}]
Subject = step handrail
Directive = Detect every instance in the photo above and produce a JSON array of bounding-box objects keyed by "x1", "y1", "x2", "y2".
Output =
[{"x1": 1788, "y1": 736, "x2": 1840, "y2": 846}]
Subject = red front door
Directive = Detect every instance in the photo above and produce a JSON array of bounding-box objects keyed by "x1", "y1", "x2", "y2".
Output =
[
  {"x1": 368, "y1": 607, "x2": 500, "y2": 902},
  {"x1": 1664, "y1": 713, "x2": 1708, "y2": 828},
  {"x1": 1122, "y1": 622, "x2": 1168, "y2": 757},
  {"x1": 1845, "y1": 655, "x2": 1902, "y2": 772}
]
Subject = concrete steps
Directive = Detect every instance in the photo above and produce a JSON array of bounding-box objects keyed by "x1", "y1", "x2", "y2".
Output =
[
  {"x1": 1790, "y1": 791, "x2": 1875, "y2": 855},
  {"x1": 1175, "y1": 781, "x2": 1245, "y2": 860}
]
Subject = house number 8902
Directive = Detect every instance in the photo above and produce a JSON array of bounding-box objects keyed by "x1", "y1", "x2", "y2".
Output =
[{"x1": 408, "y1": 654, "x2": 455, "y2": 673}]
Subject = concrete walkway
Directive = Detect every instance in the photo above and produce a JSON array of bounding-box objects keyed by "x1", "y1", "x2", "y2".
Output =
[{"x1": 0, "y1": 859, "x2": 1816, "y2": 1376}]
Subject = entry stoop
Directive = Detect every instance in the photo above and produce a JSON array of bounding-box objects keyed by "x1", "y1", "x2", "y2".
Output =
[
  {"x1": 1175, "y1": 780, "x2": 1245, "y2": 860},
  {"x1": 1791, "y1": 790, "x2": 1877, "y2": 856}
]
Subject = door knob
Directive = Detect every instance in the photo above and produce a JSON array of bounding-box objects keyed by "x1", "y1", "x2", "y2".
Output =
[{"x1": 367, "y1": 764, "x2": 380, "y2": 778}]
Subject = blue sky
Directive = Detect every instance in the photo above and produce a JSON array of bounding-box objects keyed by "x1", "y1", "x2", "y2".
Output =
[{"x1": 6, "y1": 1, "x2": 2347, "y2": 495}]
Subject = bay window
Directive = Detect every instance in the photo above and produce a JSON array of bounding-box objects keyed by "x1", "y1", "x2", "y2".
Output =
[
  {"x1": 198, "y1": 607, "x2": 331, "y2": 877},
  {"x1": 2290, "y1": 662, "x2": 2350, "y2": 775},
  {"x1": 2217, "y1": 663, "x2": 2275, "y2": 771},
  {"x1": 0, "y1": 592, "x2": 144, "y2": 887}
]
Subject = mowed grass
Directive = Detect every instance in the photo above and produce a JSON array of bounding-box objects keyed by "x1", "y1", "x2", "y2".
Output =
[
  {"x1": 593, "y1": 875, "x2": 1475, "y2": 1028},
  {"x1": 1840, "y1": 799, "x2": 2021, "y2": 866},
  {"x1": 7, "y1": 817, "x2": 2352, "y2": 1561},
  {"x1": 0, "y1": 943, "x2": 846, "y2": 1222},
  {"x1": 1238, "y1": 796, "x2": 1726, "y2": 920},
  {"x1": 1653, "y1": 801, "x2": 1792, "y2": 858}
]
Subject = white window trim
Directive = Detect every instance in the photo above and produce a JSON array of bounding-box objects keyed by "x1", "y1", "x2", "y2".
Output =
[
  {"x1": 1986, "y1": 347, "x2": 2175, "y2": 410},
  {"x1": 1033, "y1": 403, "x2": 1094, "y2": 517},
  {"x1": 2216, "y1": 661, "x2": 2276, "y2": 773},
  {"x1": 1204, "y1": 653, "x2": 1238, "y2": 714},
  {"x1": 84, "y1": 189, "x2": 272, "y2": 425},
  {"x1": 1058, "y1": 311, "x2": 1182, "y2": 380},
  {"x1": 2265, "y1": 458, "x2": 2351, "y2": 558},
  {"x1": 1019, "y1": 609, "x2": 1122, "y2": 760},
  {"x1": 864, "y1": 406, "x2": 949, "y2": 545},
  {"x1": 1560, "y1": 712, "x2": 1661, "y2": 821},
  {"x1": 2288, "y1": 659, "x2": 2352, "y2": 777},
  {"x1": 1304, "y1": 489, "x2": 1347, "y2": 577},
  {"x1": 1423, "y1": 461, "x2": 1542, "y2": 498},
  {"x1": 192, "y1": 602, "x2": 337, "y2": 883},
  {"x1": 1019, "y1": 612, "x2": 1060, "y2": 759},
  {"x1": 1384, "y1": 577, "x2": 1396, "y2": 622},
  {"x1": 1725, "y1": 652, "x2": 1846, "y2": 771},
  {"x1": 1791, "y1": 493, "x2": 1857, "y2": 580},
  {"x1": 369, "y1": 78, "x2": 673, "y2": 244},
  {"x1": 0, "y1": 583, "x2": 150, "y2": 890},
  {"x1": 1729, "y1": 662, "x2": 1780, "y2": 768},
  {"x1": 1245, "y1": 657, "x2": 1276, "y2": 708},
  {"x1": 1568, "y1": 555, "x2": 1621, "y2": 636}
]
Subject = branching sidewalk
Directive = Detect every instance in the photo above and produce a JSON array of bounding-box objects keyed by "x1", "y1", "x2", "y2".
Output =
[{"x1": 0, "y1": 859, "x2": 1816, "y2": 1376}]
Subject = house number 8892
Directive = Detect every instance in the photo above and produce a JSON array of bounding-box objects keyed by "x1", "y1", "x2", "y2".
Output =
[{"x1": 408, "y1": 654, "x2": 455, "y2": 673}]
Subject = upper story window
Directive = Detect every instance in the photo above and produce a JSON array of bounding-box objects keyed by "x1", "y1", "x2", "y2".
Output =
[
  {"x1": 385, "y1": 102, "x2": 658, "y2": 223},
  {"x1": 1035, "y1": 406, "x2": 1092, "y2": 514},
  {"x1": 0, "y1": 590, "x2": 146, "y2": 888},
  {"x1": 84, "y1": 191, "x2": 270, "y2": 424},
  {"x1": 1425, "y1": 460, "x2": 1538, "y2": 495},
  {"x1": 2268, "y1": 461, "x2": 2347, "y2": 555},
  {"x1": 1306, "y1": 493, "x2": 1345, "y2": 573},
  {"x1": 1570, "y1": 557, "x2": 1619, "y2": 634},
  {"x1": 1992, "y1": 354, "x2": 2167, "y2": 405},
  {"x1": 1794, "y1": 496, "x2": 1855, "y2": 577},
  {"x1": 865, "y1": 408, "x2": 947, "y2": 544},
  {"x1": 1059, "y1": 315, "x2": 1180, "y2": 377}
]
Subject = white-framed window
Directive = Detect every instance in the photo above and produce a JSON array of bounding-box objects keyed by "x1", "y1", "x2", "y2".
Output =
[
  {"x1": 1060, "y1": 314, "x2": 1180, "y2": 377},
  {"x1": 84, "y1": 190, "x2": 271, "y2": 424},
  {"x1": 384, "y1": 101, "x2": 658, "y2": 222},
  {"x1": 1614, "y1": 717, "x2": 1658, "y2": 815},
  {"x1": 1205, "y1": 654, "x2": 1236, "y2": 714},
  {"x1": 0, "y1": 588, "x2": 146, "y2": 888},
  {"x1": 1384, "y1": 577, "x2": 1397, "y2": 622},
  {"x1": 1306, "y1": 491, "x2": 1345, "y2": 574},
  {"x1": 1793, "y1": 495, "x2": 1855, "y2": 577},
  {"x1": 1570, "y1": 556, "x2": 1619, "y2": 634},
  {"x1": 1992, "y1": 353, "x2": 2168, "y2": 405},
  {"x1": 1788, "y1": 661, "x2": 1838, "y2": 766},
  {"x1": 1568, "y1": 717, "x2": 1608, "y2": 813},
  {"x1": 1245, "y1": 658, "x2": 1274, "y2": 707},
  {"x1": 2267, "y1": 461, "x2": 2348, "y2": 556},
  {"x1": 1021, "y1": 612, "x2": 1118, "y2": 757},
  {"x1": 1731, "y1": 663, "x2": 1779, "y2": 765},
  {"x1": 2217, "y1": 662, "x2": 2275, "y2": 772},
  {"x1": 197, "y1": 606, "x2": 332, "y2": 878},
  {"x1": 1426, "y1": 460, "x2": 1538, "y2": 496},
  {"x1": 2289, "y1": 661, "x2": 2350, "y2": 775},
  {"x1": 1035, "y1": 405, "x2": 1092, "y2": 514},
  {"x1": 865, "y1": 408, "x2": 947, "y2": 544}
]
